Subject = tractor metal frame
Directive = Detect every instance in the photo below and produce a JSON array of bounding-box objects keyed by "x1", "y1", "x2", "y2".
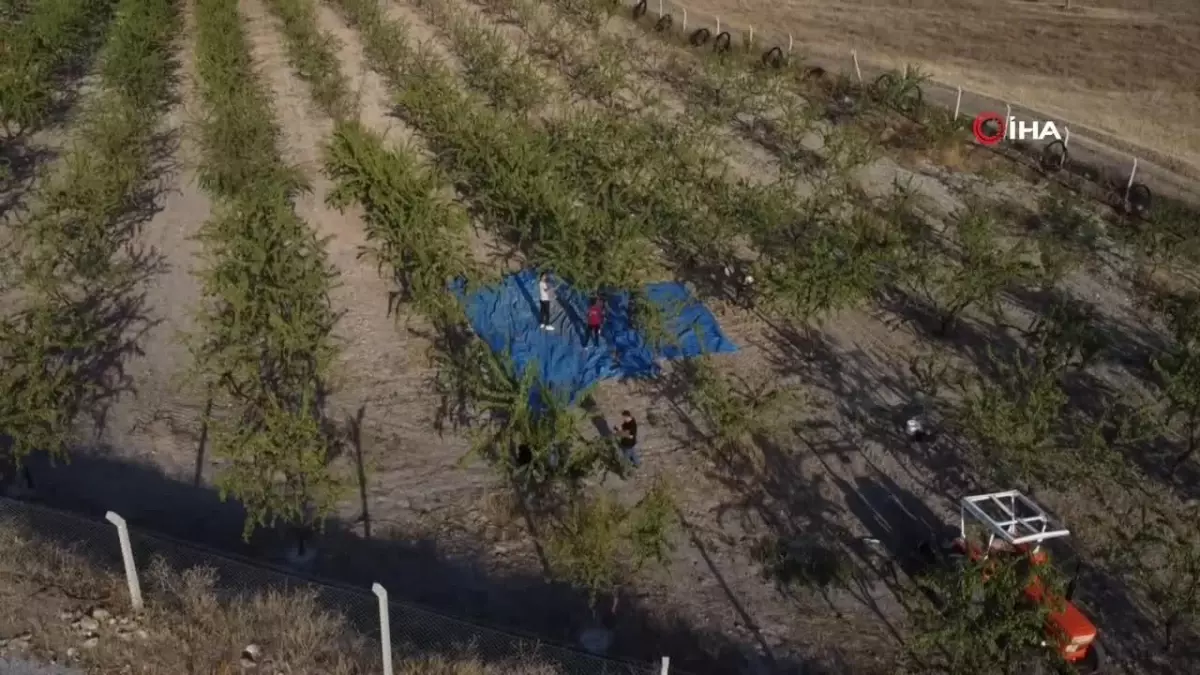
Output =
[{"x1": 959, "y1": 490, "x2": 1071, "y2": 554}]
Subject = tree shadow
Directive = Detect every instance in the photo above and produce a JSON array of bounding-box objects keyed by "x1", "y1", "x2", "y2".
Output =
[{"x1": 0, "y1": 444, "x2": 837, "y2": 675}]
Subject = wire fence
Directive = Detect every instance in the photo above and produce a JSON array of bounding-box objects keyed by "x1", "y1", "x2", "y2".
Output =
[
  {"x1": 0, "y1": 496, "x2": 662, "y2": 675},
  {"x1": 621, "y1": 0, "x2": 1200, "y2": 212}
]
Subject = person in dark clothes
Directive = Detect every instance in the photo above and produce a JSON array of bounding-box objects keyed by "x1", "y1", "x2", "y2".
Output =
[
  {"x1": 584, "y1": 294, "x2": 604, "y2": 348},
  {"x1": 538, "y1": 272, "x2": 555, "y2": 330},
  {"x1": 617, "y1": 410, "x2": 640, "y2": 468}
]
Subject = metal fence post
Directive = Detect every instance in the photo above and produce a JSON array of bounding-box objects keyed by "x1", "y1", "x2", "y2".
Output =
[
  {"x1": 1125, "y1": 157, "x2": 1139, "y2": 202},
  {"x1": 953, "y1": 86, "x2": 962, "y2": 120},
  {"x1": 373, "y1": 583, "x2": 394, "y2": 675},
  {"x1": 660, "y1": 656, "x2": 670, "y2": 674},
  {"x1": 104, "y1": 511, "x2": 143, "y2": 611}
]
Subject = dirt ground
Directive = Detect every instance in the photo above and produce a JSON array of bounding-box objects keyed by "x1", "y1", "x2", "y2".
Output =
[
  {"x1": 676, "y1": 0, "x2": 1200, "y2": 175},
  {"x1": 5, "y1": 0, "x2": 1199, "y2": 674}
]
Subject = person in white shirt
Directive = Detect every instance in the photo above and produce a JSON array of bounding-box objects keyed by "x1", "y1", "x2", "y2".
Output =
[{"x1": 538, "y1": 272, "x2": 555, "y2": 331}]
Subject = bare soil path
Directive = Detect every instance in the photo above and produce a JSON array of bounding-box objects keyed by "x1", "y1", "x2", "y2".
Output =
[
  {"x1": 240, "y1": 0, "x2": 494, "y2": 533},
  {"x1": 85, "y1": 1, "x2": 213, "y2": 483}
]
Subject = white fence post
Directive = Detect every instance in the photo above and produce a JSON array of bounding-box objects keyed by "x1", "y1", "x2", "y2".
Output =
[
  {"x1": 787, "y1": 33, "x2": 793, "y2": 55},
  {"x1": 715, "y1": 16, "x2": 720, "y2": 34},
  {"x1": 953, "y1": 86, "x2": 962, "y2": 120},
  {"x1": 852, "y1": 49, "x2": 862, "y2": 83},
  {"x1": 657, "y1": 0, "x2": 662, "y2": 17},
  {"x1": 747, "y1": 25, "x2": 753, "y2": 46},
  {"x1": 660, "y1": 656, "x2": 671, "y2": 674},
  {"x1": 1125, "y1": 158, "x2": 1139, "y2": 202},
  {"x1": 372, "y1": 583, "x2": 394, "y2": 675},
  {"x1": 104, "y1": 512, "x2": 143, "y2": 611},
  {"x1": 1063, "y1": 126, "x2": 1070, "y2": 150},
  {"x1": 681, "y1": 8, "x2": 686, "y2": 32}
]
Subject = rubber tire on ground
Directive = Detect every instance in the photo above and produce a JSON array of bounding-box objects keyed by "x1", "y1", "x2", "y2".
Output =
[
  {"x1": 654, "y1": 14, "x2": 672, "y2": 31},
  {"x1": 762, "y1": 46, "x2": 785, "y2": 69},
  {"x1": 689, "y1": 28, "x2": 711, "y2": 46},
  {"x1": 1040, "y1": 139, "x2": 1068, "y2": 172},
  {"x1": 1126, "y1": 182, "x2": 1152, "y2": 217},
  {"x1": 713, "y1": 30, "x2": 731, "y2": 52},
  {"x1": 632, "y1": 0, "x2": 647, "y2": 18},
  {"x1": 1076, "y1": 638, "x2": 1105, "y2": 674}
]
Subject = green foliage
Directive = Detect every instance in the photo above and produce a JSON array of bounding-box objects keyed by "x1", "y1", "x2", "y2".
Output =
[
  {"x1": 0, "y1": 0, "x2": 114, "y2": 137},
  {"x1": 0, "y1": 0, "x2": 177, "y2": 468},
  {"x1": 1142, "y1": 289, "x2": 1200, "y2": 468},
  {"x1": 1023, "y1": 296, "x2": 1106, "y2": 375},
  {"x1": 336, "y1": 0, "x2": 657, "y2": 294},
  {"x1": 870, "y1": 66, "x2": 926, "y2": 114},
  {"x1": 910, "y1": 554, "x2": 1070, "y2": 674},
  {"x1": 754, "y1": 536, "x2": 851, "y2": 591},
  {"x1": 325, "y1": 120, "x2": 478, "y2": 321},
  {"x1": 1151, "y1": 342, "x2": 1200, "y2": 468},
  {"x1": 544, "y1": 478, "x2": 676, "y2": 608},
  {"x1": 901, "y1": 204, "x2": 1034, "y2": 335},
  {"x1": 193, "y1": 0, "x2": 299, "y2": 198},
  {"x1": 757, "y1": 207, "x2": 901, "y2": 322},
  {"x1": 957, "y1": 348, "x2": 1068, "y2": 483},
  {"x1": 1111, "y1": 505, "x2": 1200, "y2": 651},
  {"x1": 263, "y1": 0, "x2": 353, "y2": 120},
  {"x1": 191, "y1": 0, "x2": 344, "y2": 540},
  {"x1": 419, "y1": 0, "x2": 544, "y2": 112},
  {"x1": 682, "y1": 356, "x2": 797, "y2": 465},
  {"x1": 437, "y1": 340, "x2": 614, "y2": 494}
]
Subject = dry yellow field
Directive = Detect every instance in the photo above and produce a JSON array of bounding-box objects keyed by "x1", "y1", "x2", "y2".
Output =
[{"x1": 679, "y1": 0, "x2": 1200, "y2": 173}]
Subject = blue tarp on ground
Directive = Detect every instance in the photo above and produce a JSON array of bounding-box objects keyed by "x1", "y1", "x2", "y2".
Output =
[{"x1": 452, "y1": 269, "x2": 738, "y2": 404}]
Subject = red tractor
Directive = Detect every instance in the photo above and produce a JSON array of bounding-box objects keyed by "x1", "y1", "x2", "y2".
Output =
[{"x1": 918, "y1": 490, "x2": 1104, "y2": 672}]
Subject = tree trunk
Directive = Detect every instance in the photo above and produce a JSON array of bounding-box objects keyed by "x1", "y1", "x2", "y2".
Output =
[
  {"x1": 295, "y1": 527, "x2": 309, "y2": 556},
  {"x1": 1172, "y1": 422, "x2": 1198, "y2": 469},
  {"x1": 937, "y1": 311, "x2": 956, "y2": 337}
]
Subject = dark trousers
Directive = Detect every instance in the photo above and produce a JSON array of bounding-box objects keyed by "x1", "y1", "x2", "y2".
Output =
[
  {"x1": 584, "y1": 324, "x2": 600, "y2": 346},
  {"x1": 539, "y1": 300, "x2": 550, "y2": 325}
]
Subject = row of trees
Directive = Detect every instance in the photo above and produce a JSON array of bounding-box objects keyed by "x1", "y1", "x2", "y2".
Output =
[{"x1": 1, "y1": 0, "x2": 178, "y2": 483}]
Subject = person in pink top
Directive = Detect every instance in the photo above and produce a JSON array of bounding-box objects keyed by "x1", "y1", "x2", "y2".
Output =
[{"x1": 584, "y1": 295, "x2": 604, "y2": 348}]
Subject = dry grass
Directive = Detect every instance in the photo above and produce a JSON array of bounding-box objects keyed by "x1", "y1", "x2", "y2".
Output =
[
  {"x1": 0, "y1": 521, "x2": 560, "y2": 675},
  {"x1": 680, "y1": 0, "x2": 1200, "y2": 174}
]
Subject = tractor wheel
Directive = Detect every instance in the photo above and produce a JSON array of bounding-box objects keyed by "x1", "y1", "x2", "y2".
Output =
[
  {"x1": 762, "y1": 46, "x2": 785, "y2": 69},
  {"x1": 713, "y1": 31, "x2": 732, "y2": 53},
  {"x1": 1040, "y1": 140, "x2": 1068, "y2": 172},
  {"x1": 1075, "y1": 639, "x2": 1106, "y2": 674},
  {"x1": 1126, "y1": 182, "x2": 1152, "y2": 218}
]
